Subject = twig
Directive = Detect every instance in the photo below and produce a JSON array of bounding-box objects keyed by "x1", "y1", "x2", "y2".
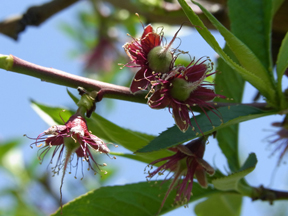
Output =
[
  {"x1": 252, "y1": 185, "x2": 288, "y2": 204},
  {"x1": 103, "y1": 0, "x2": 228, "y2": 28},
  {"x1": 0, "y1": 0, "x2": 79, "y2": 40},
  {"x1": 0, "y1": 54, "x2": 271, "y2": 111}
]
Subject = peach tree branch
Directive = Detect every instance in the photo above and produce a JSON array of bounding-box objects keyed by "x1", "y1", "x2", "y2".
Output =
[
  {"x1": 0, "y1": 0, "x2": 79, "y2": 40},
  {"x1": 0, "y1": 54, "x2": 269, "y2": 111}
]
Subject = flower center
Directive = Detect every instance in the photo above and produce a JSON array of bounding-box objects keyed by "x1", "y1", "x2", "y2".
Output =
[
  {"x1": 147, "y1": 46, "x2": 173, "y2": 73},
  {"x1": 64, "y1": 136, "x2": 80, "y2": 153},
  {"x1": 170, "y1": 78, "x2": 200, "y2": 101},
  {"x1": 177, "y1": 157, "x2": 189, "y2": 174}
]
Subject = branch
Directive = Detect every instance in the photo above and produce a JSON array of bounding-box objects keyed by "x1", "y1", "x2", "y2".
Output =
[
  {"x1": 0, "y1": 54, "x2": 270, "y2": 111},
  {"x1": 252, "y1": 185, "x2": 288, "y2": 204},
  {"x1": 0, "y1": 54, "x2": 147, "y2": 104},
  {"x1": 104, "y1": 0, "x2": 229, "y2": 29},
  {"x1": 0, "y1": 0, "x2": 79, "y2": 40}
]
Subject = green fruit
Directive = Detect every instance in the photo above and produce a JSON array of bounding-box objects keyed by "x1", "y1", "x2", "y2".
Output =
[
  {"x1": 147, "y1": 46, "x2": 173, "y2": 73},
  {"x1": 170, "y1": 78, "x2": 191, "y2": 101}
]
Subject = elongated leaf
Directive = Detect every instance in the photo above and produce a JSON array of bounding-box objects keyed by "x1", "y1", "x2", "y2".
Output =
[
  {"x1": 32, "y1": 102, "x2": 154, "y2": 150},
  {"x1": 109, "y1": 152, "x2": 148, "y2": 163},
  {"x1": 215, "y1": 46, "x2": 245, "y2": 103},
  {"x1": 272, "y1": 0, "x2": 285, "y2": 15},
  {"x1": 277, "y1": 32, "x2": 288, "y2": 84},
  {"x1": 228, "y1": 0, "x2": 273, "y2": 74},
  {"x1": 66, "y1": 89, "x2": 156, "y2": 151},
  {"x1": 88, "y1": 113, "x2": 173, "y2": 162},
  {"x1": 109, "y1": 151, "x2": 173, "y2": 166},
  {"x1": 52, "y1": 181, "x2": 218, "y2": 216},
  {"x1": 216, "y1": 125, "x2": 239, "y2": 172},
  {"x1": 276, "y1": 32, "x2": 288, "y2": 108},
  {"x1": 212, "y1": 153, "x2": 257, "y2": 194},
  {"x1": 194, "y1": 194, "x2": 242, "y2": 216},
  {"x1": 178, "y1": 0, "x2": 275, "y2": 102},
  {"x1": 87, "y1": 113, "x2": 153, "y2": 152},
  {"x1": 138, "y1": 105, "x2": 275, "y2": 152},
  {"x1": 31, "y1": 101, "x2": 172, "y2": 164},
  {"x1": 191, "y1": 0, "x2": 273, "y2": 87},
  {"x1": 67, "y1": 88, "x2": 79, "y2": 104},
  {"x1": 215, "y1": 46, "x2": 244, "y2": 172},
  {"x1": 31, "y1": 101, "x2": 74, "y2": 125},
  {"x1": 0, "y1": 139, "x2": 21, "y2": 163},
  {"x1": 238, "y1": 153, "x2": 258, "y2": 172}
]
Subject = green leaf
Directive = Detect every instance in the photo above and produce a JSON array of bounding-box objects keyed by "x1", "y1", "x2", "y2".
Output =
[
  {"x1": 87, "y1": 113, "x2": 153, "y2": 152},
  {"x1": 238, "y1": 153, "x2": 258, "y2": 172},
  {"x1": 67, "y1": 88, "x2": 79, "y2": 104},
  {"x1": 30, "y1": 101, "x2": 172, "y2": 165},
  {"x1": 194, "y1": 194, "x2": 242, "y2": 216},
  {"x1": 215, "y1": 46, "x2": 245, "y2": 104},
  {"x1": 14, "y1": 200, "x2": 42, "y2": 216},
  {"x1": 228, "y1": 0, "x2": 273, "y2": 74},
  {"x1": 212, "y1": 153, "x2": 257, "y2": 195},
  {"x1": 109, "y1": 151, "x2": 168, "y2": 166},
  {"x1": 178, "y1": 0, "x2": 275, "y2": 102},
  {"x1": 109, "y1": 151, "x2": 148, "y2": 163},
  {"x1": 0, "y1": 139, "x2": 21, "y2": 164},
  {"x1": 272, "y1": 0, "x2": 285, "y2": 15},
  {"x1": 216, "y1": 125, "x2": 240, "y2": 172},
  {"x1": 138, "y1": 105, "x2": 275, "y2": 152},
  {"x1": 58, "y1": 22, "x2": 79, "y2": 40},
  {"x1": 51, "y1": 181, "x2": 217, "y2": 216},
  {"x1": 215, "y1": 46, "x2": 244, "y2": 172},
  {"x1": 31, "y1": 100, "x2": 74, "y2": 125},
  {"x1": 276, "y1": 32, "x2": 288, "y2": 108},
  {"x1": 192, "y1": 0, "x2": 273, "y2": 87},
  {"x1": 276, "y1": 32, "x2": 288, "y2": 84}
]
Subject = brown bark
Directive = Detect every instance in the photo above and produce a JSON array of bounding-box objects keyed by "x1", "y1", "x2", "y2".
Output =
[{"x1": 0, "y1": 0, "x2": 79, "y2": 40}]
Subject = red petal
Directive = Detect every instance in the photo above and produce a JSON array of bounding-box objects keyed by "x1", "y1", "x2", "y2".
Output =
[
  {"x1": 142, "y1": 24, "x2": 153, "y2": 39},
  {"x1": 192, "y1": 87, "x2": 216, "y2": 101},
  {"x1": 141, "y1": 25, "x2": 161, "y2": 54},
  {"x1": 130, "y1": 68, "x2": 151, "y2": 93},
  {"x1": 75, "y1": 147, "x2": 85, "y2": 157},
  {"x1": 172, "y1": 103, "x2": 189, "y2": 132},
  {"x1": 149, "y1": 90, "x2": 170, "y2": 109},
  {"x1": 125, "y1": 43, "x2": 140, "y2": 59},
  {"x1": 45, "y1": 136, "x2": 63, "y2": 146},
  {"x1": 125, "y1": 42, "x2": 147, "y2": 64},
  {"x1": 195, "y1": 157, "x2": 215, "y2": 175},
  {"x1": 195, "y1": 166, "x2": 208, "y2": 188},
  {"x1": 184, "y1": 63, "x2": 207, "y2": 83}
]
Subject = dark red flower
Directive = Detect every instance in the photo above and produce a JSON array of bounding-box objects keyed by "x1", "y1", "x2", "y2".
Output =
[
  {"x1": 85, "y1": 36, "x2": 117, "y2": 73},
  {"x1": 123, "y1": 24, "x2": 178, "y2": 93},
  {"x1": 27, "y1": 89, "x2": 111, "y2": 212},
  {"x1": 28, "y1": 114, "x2": 110, "y2": 176},
  {"x1": 146, "y1": 137, "x2": 214, "y2": 210},
  {"x1": 267, "y1": 121, "x2": 288, "y2": 165},
  {"x1": 148, "y1": 57, "x2": 225, "y2": 133},
  {"x1": 27, "y1": 113, "x2": 111, "y2": 211}
]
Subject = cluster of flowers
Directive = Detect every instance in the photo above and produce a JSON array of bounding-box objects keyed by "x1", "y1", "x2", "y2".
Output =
[
  {"x1": 123, "y1": 24, "x2": 223, "y2": 209},
  {"x1": 123, "y1": 24, "x2": 225, "y2": 132},
  {"x1": 27, "y1": 24, "x2": 225, "y2": 213}
]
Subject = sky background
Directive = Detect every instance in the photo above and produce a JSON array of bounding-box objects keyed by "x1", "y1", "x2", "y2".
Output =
[{"x1": 1, "y1": 0, "x2": 288, "y2": 215}]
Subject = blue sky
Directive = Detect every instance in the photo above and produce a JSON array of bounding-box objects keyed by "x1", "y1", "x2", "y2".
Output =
[{"x1": 1, "y1": 1, "x2": 287, "y2": 215}]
